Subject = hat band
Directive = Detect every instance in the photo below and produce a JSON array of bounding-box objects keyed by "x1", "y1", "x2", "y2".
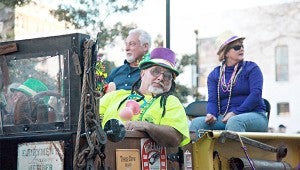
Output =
[
  {"x1": 18, "y1": 85, "x2": 37, "y2": 96},
  {"x1": 220, "y1": 36, "x2": 238, "y2": 49},
  {"x1": 151, "y1": 58, "x2": 175, "y2": 68}
]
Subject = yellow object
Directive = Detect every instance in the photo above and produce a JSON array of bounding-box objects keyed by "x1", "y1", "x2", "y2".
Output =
[{"x1": 191, "y1": 131, "x2": 300, "y2": 170}]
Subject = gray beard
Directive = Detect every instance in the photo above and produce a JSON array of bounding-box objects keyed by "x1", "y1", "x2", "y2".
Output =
[
  {"x1": 148, "y1": 85, "x2": 164, "y2": 95},
  {"x1": 126, "y1": 55, "x2": 135, "y2": 63}
]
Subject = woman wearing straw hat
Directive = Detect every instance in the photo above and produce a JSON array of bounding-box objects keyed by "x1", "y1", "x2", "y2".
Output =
[
  {"x1": 100, "y1": 47, "x2": 190, "y2": 147},
  {"x1": 190, "y1": 31, "x2": 268, "y2": 134}
]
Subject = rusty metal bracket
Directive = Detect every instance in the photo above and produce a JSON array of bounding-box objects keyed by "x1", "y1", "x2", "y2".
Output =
[
  {"x1": 219, "y1": 131, "x2": 288, "y2": 161},
  {"x1": 72, "y1": 52, "x2": 82, "y2": 75}
]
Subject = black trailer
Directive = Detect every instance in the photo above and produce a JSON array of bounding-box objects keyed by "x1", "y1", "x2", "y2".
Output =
[{"x1": 0, "y1": 33, "x2": 91, "y2": 169}]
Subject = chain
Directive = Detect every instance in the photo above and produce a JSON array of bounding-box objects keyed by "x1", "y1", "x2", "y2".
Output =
[{"x1": 73, "y1": 39, "x2": 107, "y2": 169}]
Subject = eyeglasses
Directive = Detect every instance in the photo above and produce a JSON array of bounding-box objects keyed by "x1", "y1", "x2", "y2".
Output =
[
  {"x1": 149, "y1": 67, "x2": 173, "y2": 82},
  {"x1": 230, "y1": 44, "x2": 244, "y2": 51}
]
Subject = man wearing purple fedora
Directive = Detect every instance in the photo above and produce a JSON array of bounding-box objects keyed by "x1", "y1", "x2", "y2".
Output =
[{"x1": 100, "y1": 47, "x2": 190, "y2": 147}]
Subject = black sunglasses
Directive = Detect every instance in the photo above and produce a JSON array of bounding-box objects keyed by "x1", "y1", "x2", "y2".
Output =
[{"x1": 230, "y1": 44, "x2": 244, "y2": 51}]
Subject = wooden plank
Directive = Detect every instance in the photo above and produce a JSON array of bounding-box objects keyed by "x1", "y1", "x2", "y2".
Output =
[
  {"x1": 0, "y1": 57, "x2": 10, "y2": 90},
  {"x1": 0, "y1": 43, "x2": 18, "y2": 55}
]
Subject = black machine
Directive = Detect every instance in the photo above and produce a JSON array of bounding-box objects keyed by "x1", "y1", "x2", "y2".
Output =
[{"x1": 0, "y1": 33, "x2": 102, "y2": 169}]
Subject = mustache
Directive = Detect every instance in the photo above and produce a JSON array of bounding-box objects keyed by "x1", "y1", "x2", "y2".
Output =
[{"x1": 153, "y1": 81, "x2": 164, "y2": 87}]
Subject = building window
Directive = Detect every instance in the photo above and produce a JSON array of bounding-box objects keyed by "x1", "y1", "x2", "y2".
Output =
[
  {"x1": 277, "y1": 102, "x2": 290, "y2": 116},
  {"x1": 275, "y1": 45, "x2": 288, "y2": 81}
]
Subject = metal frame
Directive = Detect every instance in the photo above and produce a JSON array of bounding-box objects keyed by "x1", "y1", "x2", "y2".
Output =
[{"x1": 0, "y1": 33, "x2": 91, "y2": 169}]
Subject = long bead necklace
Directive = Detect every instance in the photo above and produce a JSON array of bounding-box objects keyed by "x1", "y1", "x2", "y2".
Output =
[
  {"x1": 220, "y1": 64, "x2": 239, "y2": 92},
  {"x1": 217, "y1": 62, "x2": 243, "y2": 115}
]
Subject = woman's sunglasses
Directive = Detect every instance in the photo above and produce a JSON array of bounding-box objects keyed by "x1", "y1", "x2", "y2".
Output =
[{"x1": 230, "y1": 44, "x2": 244, "y2": 51}]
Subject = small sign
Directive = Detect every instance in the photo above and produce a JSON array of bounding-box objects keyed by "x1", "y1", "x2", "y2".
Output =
[
  {"x1": 116, "y1": 149, "x2": 141, "y2": 170},
  {"x1": 17, "y1": 141, "x2": 64, "y2": 170},
  {"x1": 141, "y1": 138, "x2": 167, "y2": 170},
  {"x1": 184, "y1": 150, "x2": 192, "y2": 170}
]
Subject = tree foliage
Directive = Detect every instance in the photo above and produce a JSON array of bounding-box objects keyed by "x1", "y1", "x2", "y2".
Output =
[
  {"x1": 174, "y1": 83, "x2": 190, "y2": 104},
  {"x1": 175, "y1": 53, "x2": 205, "y2": 102},
  {"x1": 0, "y1": 0, "x2": 31, "y2": 7},
  {"x1": 176, "y1": 54, "x2": 197, "y2": 74},
  {"x1": 102, "y1": 59, "x2": 115, "y2": 75},
  {"x1": 50, "y1": 0, "x2": 144, "y2": 49},
  {"x1": 2, "y1": 0, "x2": 196, "y2": 103}
]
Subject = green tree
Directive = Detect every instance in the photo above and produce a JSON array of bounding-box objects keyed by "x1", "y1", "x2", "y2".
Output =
[
  {"x1": 176, "y1": 53, "x2": 205, "y2": 102},
  {"x1": 2, "y1": 0, "x2": 144, "y2": 49},
  {"x1": 2, "y1": 0, "x2": 196, "y2": 103},
  {"x1": 102, "y1": 59, "x2": 116, "y2": 75},
  {"x1": 173, "y1": 83, "x2": 190, "y2": 104},
  {"x1": 50, "y1": 0, "x2": 144, "y2": 49},
  {"x1": 0, "y1": 0, "x2": 31, "y2": 7},
  {"x1": 176, "y1": 54, "x2": 197, "y2": 74},
  {"x1": 1, "y1": 0, "x2": 143, "y2": 92},
  {"x1": 172, "y1": 54, "x2": 197, "y2": 104}
]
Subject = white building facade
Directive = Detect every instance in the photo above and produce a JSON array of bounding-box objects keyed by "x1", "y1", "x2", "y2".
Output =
[{"x1": 196, "y1": 2, "x2": 300, "y2": 133}]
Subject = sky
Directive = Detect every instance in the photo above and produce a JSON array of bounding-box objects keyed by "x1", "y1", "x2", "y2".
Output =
[
  {"x1": 105, "y1": 0, "x2": 295, "y2": 65},
  {"x1": 41, "y1": 0, "x2": 296, "y2": 64}
]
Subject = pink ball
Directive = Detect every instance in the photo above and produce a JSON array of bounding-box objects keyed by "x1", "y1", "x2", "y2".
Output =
[
  {"x1": 126, "y1": 100, "x2": 141, "y2": 115},
  {"x1": 119, "y1": 107, "x2": 133, "y2": 120}
]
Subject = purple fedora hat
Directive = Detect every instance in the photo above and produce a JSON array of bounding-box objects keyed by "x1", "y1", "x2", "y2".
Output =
[{"x1": 139, "y1": 47, "x2": 179, "y2": 76}]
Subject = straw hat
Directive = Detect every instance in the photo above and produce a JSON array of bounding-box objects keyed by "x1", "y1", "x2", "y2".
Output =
[
  {"x1": 215, "y1": 30, "x2": 245, "y2": 55},
  {"x1": 139, "y1": 47, "x2": 179, "y2": 76}
]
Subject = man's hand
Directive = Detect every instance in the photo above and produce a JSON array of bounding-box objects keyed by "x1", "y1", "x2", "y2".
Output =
[
  {"x1": 106, "y1": 82, "x2": 116, "y2": 93},
  {"x1": 125, "y1": 121, "x2": 181, "y2": 147},
  {"x1": 125, "y1": 121, "x2": 149, "y2": 131}
]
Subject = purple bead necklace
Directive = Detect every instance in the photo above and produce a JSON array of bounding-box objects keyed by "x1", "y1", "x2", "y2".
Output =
[{"x1": 217, "y1": 62, "x2": 243, "y2": 115}]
